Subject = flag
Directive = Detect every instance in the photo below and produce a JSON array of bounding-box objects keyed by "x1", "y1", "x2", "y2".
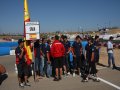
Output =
[{"x1": 24, "y1": 0, "x2": 32, "y2": 65}]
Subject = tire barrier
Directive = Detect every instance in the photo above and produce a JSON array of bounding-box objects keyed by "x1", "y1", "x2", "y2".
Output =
[
  {"x1": 0, "y1": 47, "x2": 11, "y2": 56},
  {"x1": 0, "y1": 42, "x2": 18, "y2": 47},
  {"x1": 0, "y1": 42, "x2": 17, "y2": 56}
]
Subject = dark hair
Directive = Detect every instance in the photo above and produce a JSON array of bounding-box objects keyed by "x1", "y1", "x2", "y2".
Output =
[
  {"x1": 47, "y1": 39, "x2": 51, "y2": 44},
  {"x1": 88, "y1": 37, "x2": 94, "y2": 43},
  {"x1": 61, "y1": 35, "x2": 64, "y2": 39},
  {"x1": 63, "y1": 35, "x2": 67, "y2": 39},
  {"x1": 95, "y1": 35, "x2": 99, "y2": 40},
  {"x1": 109, "y1": 36, "x2": 113, "y2": 40},
  {"x1": 55, "y1": 35, "x2": 59, "y2": 40},
  {"x1": 34, "y1": 40, "x2": 40, "y2": 48},
  {"x1": 42, "y1": 38, "x2": 45, "y2": 42},
  {"x1": 51, "y1": 37, "x2": 54, "y2": 40},
  {"x1": 76, "y1": 35, "x2": 81, "y2": 40}
]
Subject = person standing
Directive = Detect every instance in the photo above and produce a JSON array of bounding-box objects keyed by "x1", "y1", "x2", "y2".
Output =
[
  {"x1": 46, "y1": 40, "x2": 52, "y2": 78},
  {"x1": 83, "y1": 37, "x2": 94, "y2": 82},
  {"x1": 51, "y1": 35, "x2": 65, "y2": 81},
  {"x1": 86, "y1": 37, "x2": 100, "y2": 82},
  {"x1": 63, "y1": 35, "x2": 71, "y2": 76},
  {"x1": 40, "y1": 38, "x2": 47, "y2": 77},
  {"x1": 107, "y1": 36, "x2": 116, "y2": 69},
  {"x1": 72, "y1": 35, "x2": 83, "y2": 77},
  {"x1": 34, "y1": 40, "x2": 42, "y2": 80},
  {"x1": 94, "y1": 35, "x2": 101, "y2": 64},
  {"x1": 15, "y1": 39, "x2": 30, "y2": 87}
]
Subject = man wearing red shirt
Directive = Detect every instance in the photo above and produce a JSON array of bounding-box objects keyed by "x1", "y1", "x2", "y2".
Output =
[{"x1": 51, "y1": 35, "x2": 65, "y2": 81}]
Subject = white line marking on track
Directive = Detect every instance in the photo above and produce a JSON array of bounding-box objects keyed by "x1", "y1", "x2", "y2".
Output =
[
  {"x1": 98, "y1": 77, "x2": 120, "y2": 90},
  {"x1": 97, "y1": 67, "x2": 107, "y2": 70}
]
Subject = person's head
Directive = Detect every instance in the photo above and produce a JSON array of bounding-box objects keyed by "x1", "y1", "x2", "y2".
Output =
[
  {"x1": 51, "y1": 37, "x2": 55, "y2": 43},
  {"x1": 76, "y1": 35, "x2": 82, "y2": 43},
  {"x1": 47, "y1": 39, "x2": 51, "y2": 45},
  {"x1": 55, "y1": 35, "x2": 59, "y2": 40},
  {"x1": 95, "y1": 35, "x2": 99, "y2": 41},
  {"x1": 18, "y1": 39, "x2": 25, "y2": 48},
  {"x1": 36, "y1": 40, "x2": 39, "y2": 43},
  {"x1": 34, "y1": 40, "x2": 40, "y2": 48},
  {"x1": 109, "y1": 36, "x2": 114, "y2": 41},
  {"x1": 63, "y1": 35, "x2": 68, "y2": 42},
  {"x1": 88, "y1": 37, "x2": 94, "y2": 44},
  {"x1": 42, "y1": 38, "x2": 46, "y2": 43},
  {"x1": 60, "y1": 35, "x2": 64, "y2": 41}
]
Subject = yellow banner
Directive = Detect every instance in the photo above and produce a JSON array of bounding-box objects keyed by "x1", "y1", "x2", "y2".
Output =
[
  {"x1": 24, "y1": 0, "x2": 32, "y2": 64},
  {"x1": 24, "y1": 0, "x2": 30, "y2": 21}
]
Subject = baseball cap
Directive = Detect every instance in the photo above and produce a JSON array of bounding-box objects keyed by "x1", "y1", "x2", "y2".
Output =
[{"x1": 18, "y1": 39, "x2": 25, "y2": 44}]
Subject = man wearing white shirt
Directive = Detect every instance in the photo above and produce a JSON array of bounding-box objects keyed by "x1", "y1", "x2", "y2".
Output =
[{"x1": 107, "y1": 36, "x2": 116, "y2": 69}]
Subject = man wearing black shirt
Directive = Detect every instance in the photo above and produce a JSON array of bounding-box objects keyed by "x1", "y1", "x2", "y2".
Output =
[
  {"x1": 85, "y1": 37, "x2": 100, "y2": 82},
  {"x1": 15, "y1": 39, "x2": 30, "y2": 87},
  {"x1": 94, "y1": 35, "x2": 101, "y2": 64},
  {"x1": 34, "y1": 40, "x2": 42, "y2": 79},
  {"x1": 63, "y1": 36, "x2": 71, "y2": 76}
]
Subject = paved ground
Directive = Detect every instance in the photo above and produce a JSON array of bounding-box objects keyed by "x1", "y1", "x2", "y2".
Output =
[{"x1": 0, "y1": 47, "x2": 120, "y2": 90}]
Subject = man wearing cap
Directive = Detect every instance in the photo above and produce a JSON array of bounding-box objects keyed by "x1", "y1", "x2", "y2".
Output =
[{"x1": 15, "y1": 39, "x2": 30, "y2": 87}]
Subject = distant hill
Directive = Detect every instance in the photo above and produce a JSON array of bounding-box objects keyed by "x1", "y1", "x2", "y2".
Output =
[{"x1": 107, "y1": 29, "x2": 120, "y2": 34}]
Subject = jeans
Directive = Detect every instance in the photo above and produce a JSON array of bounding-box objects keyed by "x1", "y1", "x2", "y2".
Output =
[
  {"x1": 108, "y1": 53, "x2": 115, "y2": 66},
  {"x1": 64, "y1": 54, "x2": 70, "y2": 72},
  {"x1": 34, "y1": 58, "x2": 40, "y2": 72},
  {"x1": 47, "y1": 63, "x2": 52, "y2": 77},
  {"x1": 40, "y1": 56, "x2": 45, "y2": 76}
]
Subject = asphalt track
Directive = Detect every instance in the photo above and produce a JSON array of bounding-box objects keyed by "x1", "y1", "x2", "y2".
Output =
[{"x1": 0, "y1": 54, "x2": 120, "y2": 90}]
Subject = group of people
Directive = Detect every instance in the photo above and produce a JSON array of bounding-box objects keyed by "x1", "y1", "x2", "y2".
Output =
[{"x1": 15, "y1": 34, "x2": 116, "y2": 87}]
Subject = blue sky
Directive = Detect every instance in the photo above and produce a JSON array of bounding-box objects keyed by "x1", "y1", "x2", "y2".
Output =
[{"x1": 0, "y1": 0, "x2": 120, "y2": 33}]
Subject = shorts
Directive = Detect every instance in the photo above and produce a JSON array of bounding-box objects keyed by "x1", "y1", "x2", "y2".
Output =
[
  {"x1": 63, "y1": 54, "x2": 69, "y2": 65},
  {"x1": 73, "y1": 56, "x2": 81, "y2": 69},
  {"x1": 95, "y1": 53, "x2": 99, "y2": 63},
  {"x1": 17, "y1": 63, "x2": 29, "y2": 77},
  {"x1": 54, "y1": 57, "x2": 63, "y2": 68}
]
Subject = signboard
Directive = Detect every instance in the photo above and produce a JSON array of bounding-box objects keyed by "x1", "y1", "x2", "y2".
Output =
[{"x1": 25, "y1": 22, "x2": 40, "y2": 40}]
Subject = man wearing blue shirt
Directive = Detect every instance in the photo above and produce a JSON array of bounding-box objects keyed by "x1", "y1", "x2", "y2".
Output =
[{"x1": 72, "y1": 35, "x2": 82, "y2": 77}]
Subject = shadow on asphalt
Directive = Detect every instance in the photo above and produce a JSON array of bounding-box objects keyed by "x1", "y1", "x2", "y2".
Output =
[
  {"x1": 0, "y1": 74, "x2": 8, "y2": 85},
  {"x1": 115, "y1": 67, "x2": 120, "y2": 71},
  {"x1": 97, "y1": 63, "x2": 108, "y2": 67},
  {"x1": 98, "y1": 63, "x2": 120, "y2": 71}
]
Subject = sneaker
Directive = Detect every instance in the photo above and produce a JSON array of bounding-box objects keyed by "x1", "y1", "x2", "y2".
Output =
[
  {"x1": 53, "y1": 77, "x2": 59, "y2": 81},
  {"x1": 19, "y1": 83, "x2": 24, "y2": 88},
  {"x1": 81, "y1": 79, "x2": 88, "y2": 82},
  {"x1": 67, "y1": 72, "x2": 70, "y2": 75},
  {"x1": 64, "y1": 73, "x2": 69, "y2": 78},
  {"x1": 24, "y1": 82, "x2": 31, "y2": 86},
  {"x1": 59, "y1": 77, "x2": 62, "y2": 80},
  {"x1": 73, "y1": 73, "x2": 75, "y2": 77},
  {"x1": 47, "y1": 76, "x2": 51, "y2": 78},
  {"x1": 112, "y1": 66, "x2": 116, "y2": 69},
  {"x1": 93, "y1": 77, "x2": 100, "y2": 82},
  {"x1": 79, "y1": 73, "x2": 81, "y2": 76}
]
